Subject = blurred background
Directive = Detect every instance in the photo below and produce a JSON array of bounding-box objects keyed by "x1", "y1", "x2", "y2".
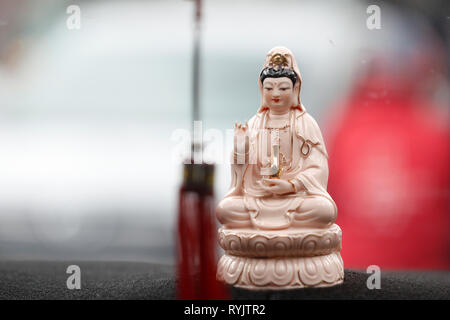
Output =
[{"x1": 0, "y1": 0, "x2": 448, "y2": 269}]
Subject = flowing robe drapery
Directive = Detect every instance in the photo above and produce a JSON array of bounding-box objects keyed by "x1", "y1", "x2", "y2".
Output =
[{"x1": 224, "y1": 107, "x2": 337, "y2": 230}]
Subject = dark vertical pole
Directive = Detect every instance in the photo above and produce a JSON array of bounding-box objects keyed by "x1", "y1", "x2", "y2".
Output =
[
  {"x1": 192, "y1": 0, "x2": 201, "y2": 124},
  {"x1": 192, "y1": 0, "x2": 202, "y2": 160},
  {"x1": 177, "y1": 0, "x2": 229, "y2": 300}
]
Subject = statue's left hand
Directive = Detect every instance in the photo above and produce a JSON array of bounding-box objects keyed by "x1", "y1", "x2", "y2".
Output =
[{"x1": 261, "y1": 178, "x2": 294, "y2": 195}]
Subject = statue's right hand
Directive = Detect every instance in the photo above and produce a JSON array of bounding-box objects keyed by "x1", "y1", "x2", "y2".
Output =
[{"x1": 233, "y1": 122, "x2": 249, "y2": 164}]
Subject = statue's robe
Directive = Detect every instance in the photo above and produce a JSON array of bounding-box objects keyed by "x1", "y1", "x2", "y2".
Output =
[{"x1": 219, "y1": 107, "x2": 337, "y2": 230}]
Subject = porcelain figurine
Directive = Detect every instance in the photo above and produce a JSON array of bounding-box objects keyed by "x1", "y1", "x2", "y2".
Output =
[{"x1": 216, "y1": 47, "x2": 344, "y2": 289}]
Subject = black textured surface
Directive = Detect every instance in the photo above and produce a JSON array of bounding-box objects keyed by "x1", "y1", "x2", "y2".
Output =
[{"x1": 0, "y1": 261, "x2": 448, "y2": 300}]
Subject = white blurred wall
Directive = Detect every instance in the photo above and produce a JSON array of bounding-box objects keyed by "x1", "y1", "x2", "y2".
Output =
[{"x1": 0, "y1": 0, "x2": 404, "y2": 262}]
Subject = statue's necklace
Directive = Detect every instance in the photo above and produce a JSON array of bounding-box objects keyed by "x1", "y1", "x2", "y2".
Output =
[
  {"x1": 266, "y1": 123, "x2": 290, "y2": 130},
  {"x1": 267, "y1": 115, "x2": 290, "y2": 130}
]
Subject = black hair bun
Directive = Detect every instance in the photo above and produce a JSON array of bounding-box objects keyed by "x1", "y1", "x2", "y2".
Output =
[{"x1": 260, "y1": 67, "x2": 297, "y2": 85}]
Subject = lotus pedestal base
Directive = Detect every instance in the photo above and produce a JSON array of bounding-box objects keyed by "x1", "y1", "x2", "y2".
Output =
[{"x1": 216, "y1": 224, "x2": 344, "y2": 290}]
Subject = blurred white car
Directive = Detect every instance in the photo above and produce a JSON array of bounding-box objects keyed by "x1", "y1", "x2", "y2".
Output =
[{"x1": 0, "y1": 0, "x2": 366, "y2": 262}]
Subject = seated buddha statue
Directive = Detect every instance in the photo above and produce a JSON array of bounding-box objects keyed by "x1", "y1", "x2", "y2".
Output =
[
  {"x1": 216, "y1": 46, "x2": 337, "y2": 231},
  {"x1": 215, "y1": 47, "x2": 343, "y2": 290}
]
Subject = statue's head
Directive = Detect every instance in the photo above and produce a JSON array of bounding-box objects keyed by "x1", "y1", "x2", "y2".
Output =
[{"x1": 258, "y1": 47, "x2": 303, "y2": 113}]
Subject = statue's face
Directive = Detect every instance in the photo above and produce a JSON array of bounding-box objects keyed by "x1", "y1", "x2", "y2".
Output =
[{"x1": 262, "y1": 77, "x2": 294, "y2": 112}]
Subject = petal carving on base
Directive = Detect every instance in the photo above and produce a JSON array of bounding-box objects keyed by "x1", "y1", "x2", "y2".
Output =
[
  {"x1": 217, "y1": 252, "x2": 344, "y2": 290},
  {"x1": 219, "y1": 224, "x2": 342, "y2": 258}
]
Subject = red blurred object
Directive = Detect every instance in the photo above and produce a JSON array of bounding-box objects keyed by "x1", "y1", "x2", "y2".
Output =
[
  {"x1": 325, "y1": 56, "x2": 450, "y2": 270},
  {"x1": 177, "y1": 163, "x2": 229, "y2": 299}
]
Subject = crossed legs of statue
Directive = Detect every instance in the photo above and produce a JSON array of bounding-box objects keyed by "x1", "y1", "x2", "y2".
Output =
[
  {"x1": 216, "y1": 196, "x2": 253, "y2": 229},
  {"x1": 216, "y1": 195, "x2": 336, "y2": 229}
]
